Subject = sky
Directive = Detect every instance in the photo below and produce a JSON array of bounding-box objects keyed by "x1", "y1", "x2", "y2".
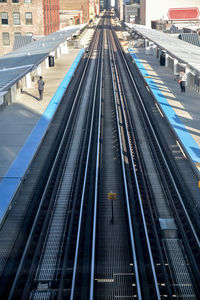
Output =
[
  {"x1": 111, "y1": 0, "x2": 134, "y2": 6},
  {"x1": 111, "y1": 0, "x2": 115, "y2": 7}
]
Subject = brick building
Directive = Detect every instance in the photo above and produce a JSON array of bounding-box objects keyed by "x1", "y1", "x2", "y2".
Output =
[
  {"x1": 59, "y1": 0, "x2": 100, "y2": 28},
  {"x1": 60, "y1": 0, "x2": 89, "y2": 25},
  {"x1": 95, "y1": 0, "x2": 100, "y2": 16},
  {"x1": 0, "y1": 0, "x2": 60, "y2": 56}
]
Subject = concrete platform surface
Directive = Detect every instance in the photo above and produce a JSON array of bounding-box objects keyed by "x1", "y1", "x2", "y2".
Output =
[
  {"x1": 129, "y1": 47, "x2": 200, "y2": 174},
  {"x1": 0, "y1": 48, "x2": 80, "y2": 179}
]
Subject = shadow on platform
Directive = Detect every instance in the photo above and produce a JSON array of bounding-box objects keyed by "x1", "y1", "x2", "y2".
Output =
[{"x1": 22, "y1": 90, "x2": 39, "y2": 101}]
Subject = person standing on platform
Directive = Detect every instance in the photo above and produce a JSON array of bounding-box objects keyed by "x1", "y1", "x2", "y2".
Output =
[
  {"x1": 178, "y1": 71, "x2": 186, "y2": 92},
  {"x1": 37, "y1": 76, "x2": 45, "y2": 100}
]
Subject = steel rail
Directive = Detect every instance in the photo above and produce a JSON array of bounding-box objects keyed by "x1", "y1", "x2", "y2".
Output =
[
  {"x1": 89, "y1": 21, "x2": 104, "y2": 300},
  {"x1": 109, "y1": 26, "x2": 161, "y2": 300},
  {"x1": 33, "y1": 29, "x2": 102, "y2": 294},
  {"x1": 112, "y1": 27, "x2": 200, "y2": 250},
  {"x1": 69, "y1": 27, "x2": 103, "y2": 300},
  {"x1": 56, "y1": 22, "x2": 105, "y2": 300},
  {"x1": 107, "y1": 25, "x2": 142, "y2": 300},
  {"x1": 7, "y1": 25, "x2": 99, "y2": 300},
  {"x1": 111, "y1": 22, "x2": 200, "y2": 295}
]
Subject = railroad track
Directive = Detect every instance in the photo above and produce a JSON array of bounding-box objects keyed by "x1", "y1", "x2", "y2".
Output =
[
  {"x1": 109, "y1": 16, "x2": 200, "y2": 299},
  {"x1": 0, "y1": 12, "x2": 199, "y2": 300},
  {"x1": 0, "y1": 17, "x2": 103, "y2": 300}
]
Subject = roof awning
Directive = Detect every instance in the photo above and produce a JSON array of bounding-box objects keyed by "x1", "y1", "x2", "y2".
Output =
[{"x1": 0, "y1": 91, "x2": 8, "y2": 97}]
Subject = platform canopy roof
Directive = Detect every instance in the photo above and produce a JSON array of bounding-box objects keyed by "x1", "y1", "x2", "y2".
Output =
[
  {"x1": 126, "y1": 23, "x2": 200, "y2": 74},
  {"x1": 0, "y1": 24, "x2": 86, "y2": 94}
]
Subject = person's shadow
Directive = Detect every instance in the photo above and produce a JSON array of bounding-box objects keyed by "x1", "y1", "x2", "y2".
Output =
[{"x1": 22, "y1": 90, "x2": 40, "y2": 101}]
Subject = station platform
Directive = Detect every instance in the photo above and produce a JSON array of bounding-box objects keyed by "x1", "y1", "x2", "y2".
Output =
[
  {"x1": 0, "y1": 48, "x2": 81, "y2": 179},
  {"x1": 0, "y1": 47, "x2": 85, "y2": 221},
  {"x1": 1, "y1": 32, "x2": 200, "y2": 221},
  {"x1": 128, "y1": 47, "x2": 200, "y2": 176}
]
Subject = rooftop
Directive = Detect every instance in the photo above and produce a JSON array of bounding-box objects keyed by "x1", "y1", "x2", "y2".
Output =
[
  {"x1": 126, "y1": 23, "x2": 200, "y2": 75},
  {"x1": 0, "y1": 25, "x2": 85, "y2": 94}
]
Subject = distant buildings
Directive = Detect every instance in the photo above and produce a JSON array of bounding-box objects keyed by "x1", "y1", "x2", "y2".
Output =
[
  {"x1": 115, "y1": 0, "x2": 123, "y2": 20},
  {"x1": 0, "y1": 0, "x2": 60, "y2": 56},
  {"x1": 115, "y1": 0, "x2": 140, "y2": 22},
  {"x1": 0, "y1": 0, "x2": 100, "y2": 56},
  {"x1": 100, "y1": 0, "x2": 109, "y2": 11},
  {"x1": 117, "y1": 0, "x2": 200, "y2": 30},
  {"x1": 59, "y1": 0, "x2": 100, "y2": 29},
  {"x1": 140, "y1": 0, "x2": 200, "y2": 28},
  {"x1": 59, "y1": 0, "x2": 89, "y2": 27},
  {"x1": 124, "y1": 3, "x2": 140, "y2": 24}
]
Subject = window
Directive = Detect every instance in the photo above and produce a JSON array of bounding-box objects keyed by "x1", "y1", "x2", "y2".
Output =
[
  {"x1": 0, "y1": 0, "x2": 7, "y2": 2},
  {"x1": 1, "y1": 12, "x2": 8, "y2": 25},
  {"x1": 12, "y1": 0, "x2": 19, "y2": 3},
  {"x1": 24, "y1": 0, "x2": 31, "y2": 3},
  {"x1": 13, "y1": 12, "x2": 20, "y2": 25},
  {"x1": 2, "y1": 32, "x2": 10, "y2": 45},
  {"x1": 25, "y1": 12, "x2": 32, "y2": 24},
  {"x1": 14, "y1": 32, "x2": 21, "y2": 36}
]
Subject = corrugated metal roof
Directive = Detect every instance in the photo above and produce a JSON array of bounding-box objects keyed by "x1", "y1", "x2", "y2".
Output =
[
  {"x1": 13, "y1": 36, "x2": 33, "y2": 51},
  {"x1": 126, "y1": 23, "x2": 200, "y2": 74},
  {"x1": 0, "y1": 66, "x2": 32, "y2": 92},
  {"x1": 0, "y1": 25, "x2": 84, "y2": 93},
  {"x1": 178, "y1": 33, "x2": 200, "y2": 47}
]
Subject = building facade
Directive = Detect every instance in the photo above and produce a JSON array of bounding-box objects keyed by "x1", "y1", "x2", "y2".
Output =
[
  {"x1": 89, "y1": 0, "x2": 95, "y2": 19},
  {"x1": 89, "y1": 0, "x2": 100, "y2": 19},
  {"x1": 59, "y1": 0, "x2": 100, "y2": 29},
  {"x1": 95, "y1": 0, "x2": 100, "y2": 16},
  {"x1": 59, "y1": 0, "x2": 89, "y2": 25},
  {"x1": 100, "y1": 0, "x2": 109, "y2": 12},
  {"x1": 119, "y1": 0, "x2": 123, "y2": 20},
  {"x1": 0, "y1": 0, "x2": 60, "y2": 56},
  {"x1": 124, "y1": 3, "x2": 140, "y2": 24},
  {"x1": 140, "y1": 0, "x2": 200, "y2": 28}
]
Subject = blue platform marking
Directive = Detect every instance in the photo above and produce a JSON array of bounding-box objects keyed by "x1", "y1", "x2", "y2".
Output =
[
  {"x1": 0, "y1": 48, "x2": 84, "y2": 222},
  {"x1": 128, "y1": 48, "x2": 200, "y2": 164}
]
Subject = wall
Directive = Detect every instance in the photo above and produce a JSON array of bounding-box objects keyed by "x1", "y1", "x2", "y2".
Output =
[
  {"x1": 0, "y1": 0, "x2": 43, "y2": 56},
  {"x1": 89, "y1": 0, "x2": 95, "y2": 19},
  {"x1": 0, "y1": 0, "x2": 60, "y2": 56},
  {"x1": 43, "y1": 0, "x2": 60, "y2": 35},
  {"x1": 60, "y1": 11, "x2": 82, "y2": 28},
  {"x1": 59, "y1": 0, "x2": 89, "y2": 23},
  {"x1": 124, "y1": 4, "x2": 140, "y2": 23},
  {"x1": 95, "y1": 0, "x2": 100, "y2": 16},
  {"x1": 118, "y1": 0, "x2": 123, "y2": 20},
  {"x1": 140, "y1": 0, "x2": 200, "y2": 28}
]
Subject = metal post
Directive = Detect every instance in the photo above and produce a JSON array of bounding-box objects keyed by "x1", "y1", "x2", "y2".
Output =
[
  {"x1": 111, "y1": 198, "x2": 114, "y2": 224},
  {"x1": 108, "y1": 191, "x2": 116, "y2": 225}
]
